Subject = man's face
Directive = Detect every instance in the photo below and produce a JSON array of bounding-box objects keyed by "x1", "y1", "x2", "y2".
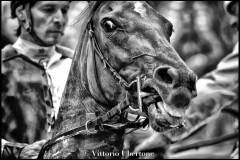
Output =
[{"x1": 31, "y1": 1, "x2": 70, "y2": 45}]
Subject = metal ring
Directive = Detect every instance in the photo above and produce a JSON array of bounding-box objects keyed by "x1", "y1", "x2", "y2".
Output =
[{"x1": 85, "y1": 120, "x2": 97, "y2": 134}]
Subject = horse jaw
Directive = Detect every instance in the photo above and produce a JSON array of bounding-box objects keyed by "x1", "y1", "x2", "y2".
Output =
[{"x1": 86, "y1": 46, "x2": 125, "y2": 107}]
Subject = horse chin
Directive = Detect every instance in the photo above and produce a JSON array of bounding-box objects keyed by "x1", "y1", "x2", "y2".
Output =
[{"x1": 147, "y1": 101, "x2": 186, "y2": 133}]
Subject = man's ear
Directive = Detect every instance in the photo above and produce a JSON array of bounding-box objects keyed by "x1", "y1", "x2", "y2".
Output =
[
  {"x1": 15, "y1": 5, "x2": 31, "y2": 31},
  {"x1": 15, "y1": 5, "x2": 26, "y2": 21}
]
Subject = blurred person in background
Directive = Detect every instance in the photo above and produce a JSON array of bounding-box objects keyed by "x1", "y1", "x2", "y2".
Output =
[
  {"x1": 183, "y1": 1, "x2": 238, "y2": 77},
  {"x1": 148, "y1": 1, "x2": 236, "y2": 78},
  {"x1": 183, "y1": 1, "x2": 238, "y2": 158},
  {"x1": 1, "y1": 1, "x2": 73, "y2": 159},
  {"x1": 124, "y1": 1, "x2": 238, "y2": 159}
]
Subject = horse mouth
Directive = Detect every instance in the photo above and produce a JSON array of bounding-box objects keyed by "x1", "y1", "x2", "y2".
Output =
[
  {"x1": 147, "y1": 101, "x2": 185, "y2": 132},
  {"x1": 141, "y1": 87, "x2": 186, "y2": 132}
]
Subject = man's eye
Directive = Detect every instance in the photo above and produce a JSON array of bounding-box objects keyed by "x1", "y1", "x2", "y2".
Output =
[
  {"x1": 61, "y1": 7, "x2": 69, "y2": 15},
  {"x1": 42, "y1": 7, "x2": 55, "y2": 13}
]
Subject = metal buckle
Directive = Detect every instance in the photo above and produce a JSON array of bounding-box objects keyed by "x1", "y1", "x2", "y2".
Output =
[{"x1": 85, "y1": 120, "x2": 98, "y2": 134}]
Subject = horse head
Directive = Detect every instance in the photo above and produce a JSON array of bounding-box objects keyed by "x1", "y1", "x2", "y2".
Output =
[
  {"x1": 88, "y1": 1, "x2": 197, "y2": 132},
  {"x1": 42, "y1": 1, "x2": 197, "y2": 158}
]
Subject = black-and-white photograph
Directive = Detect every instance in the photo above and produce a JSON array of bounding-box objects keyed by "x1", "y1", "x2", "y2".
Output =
[{"x1": 1, "y1": 1, "x2": 238, "y2": 159}]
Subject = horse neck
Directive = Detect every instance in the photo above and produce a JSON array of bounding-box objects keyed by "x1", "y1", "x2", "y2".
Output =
[
  {"x1": 53, "y1": 29, "x2": 106, "y2": 134},
  {"x1": 49, "y1": 34, "x2": 124, "y2": 158},
  {"x1": 51, "y1": 83, "x2": 124, "y2": 158}
]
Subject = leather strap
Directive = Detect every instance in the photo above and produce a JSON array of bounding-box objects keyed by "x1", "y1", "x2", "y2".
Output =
[{"x1": 37, "y1": 97, "x2": 131, "y2": 159}]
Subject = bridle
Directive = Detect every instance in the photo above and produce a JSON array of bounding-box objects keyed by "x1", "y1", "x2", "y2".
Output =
[
  {"x1": 37, "y1": 22, "x2": 151, "y2": 159},
  {"x1": 88, "y1": 22, "x2": 152, "y2": 115}
]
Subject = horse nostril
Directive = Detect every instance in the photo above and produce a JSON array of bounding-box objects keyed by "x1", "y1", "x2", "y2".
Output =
[
  {"x1": 172, "y1": 93, "x2": 190, "y2": 108},
  {"x1": 153, "y1": 67, "x2": 179, "y2": 85},
  {"x1": 168, "y1": 89, "x2": 191, "y2": 108}
]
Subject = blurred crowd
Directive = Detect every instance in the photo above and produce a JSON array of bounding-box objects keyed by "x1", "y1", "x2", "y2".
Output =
[
  {"x1": 2, "y1": 1, "x2": 237, "y2": 78},
  {"x1": 148, "y1": 1, "x2": 238, "y2": 77}
]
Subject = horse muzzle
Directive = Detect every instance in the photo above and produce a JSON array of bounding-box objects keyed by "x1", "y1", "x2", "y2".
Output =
[
  {"x1": 141, "y1": 82, "x2": 191, "y2": 132},
  {"x1": 127, "y1": 66, "x2": 197, "y2": 132}
]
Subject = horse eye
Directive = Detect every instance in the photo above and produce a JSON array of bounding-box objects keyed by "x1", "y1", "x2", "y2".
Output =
[
  {"x1": 164, "y1": 22, "x2": 174, "y2": 38},
  {"x1": 101, "y1": 19, "x2": 118, "y2": 32},
  {"x1": 167, "y1": 24, "x2": 174, "y2": 37}
]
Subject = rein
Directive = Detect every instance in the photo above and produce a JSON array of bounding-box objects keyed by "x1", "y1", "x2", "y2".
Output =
[
  {"x1": 38, "y1": 96, "x2": 148, "y2": 159},
  {"x1": 37, "y1": 23, "x2": 150, "y2": 159}
]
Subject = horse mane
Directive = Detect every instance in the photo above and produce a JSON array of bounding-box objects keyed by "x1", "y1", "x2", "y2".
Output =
[
  {"x1": 54, "y1": 1, "x2": 106, "y2": 134},
  {"x1": 61, "y1": 1, "x2": 102, "y2": 97}
]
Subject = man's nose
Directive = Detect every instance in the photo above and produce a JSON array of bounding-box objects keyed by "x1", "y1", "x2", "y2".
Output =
[{"x1": 53, "y1": 10, "x2": 65, "y2": 25}]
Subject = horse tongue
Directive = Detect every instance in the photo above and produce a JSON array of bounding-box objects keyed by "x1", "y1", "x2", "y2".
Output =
[{"x1": 148, "y1": 103, "x2": 169, "y2": 125}]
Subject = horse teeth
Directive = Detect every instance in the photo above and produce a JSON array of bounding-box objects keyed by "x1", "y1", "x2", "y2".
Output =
[{"x1": 169, "y1": 124, "x2": 179, "y2": 128}]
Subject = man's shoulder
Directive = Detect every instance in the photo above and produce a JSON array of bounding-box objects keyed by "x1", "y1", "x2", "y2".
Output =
[
  {"x1": 1, "y1": 44, "x2": 19, "y2": 61},
  {"x1": 55, "y1": 45, "x2": 74, "y2": 59}
]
